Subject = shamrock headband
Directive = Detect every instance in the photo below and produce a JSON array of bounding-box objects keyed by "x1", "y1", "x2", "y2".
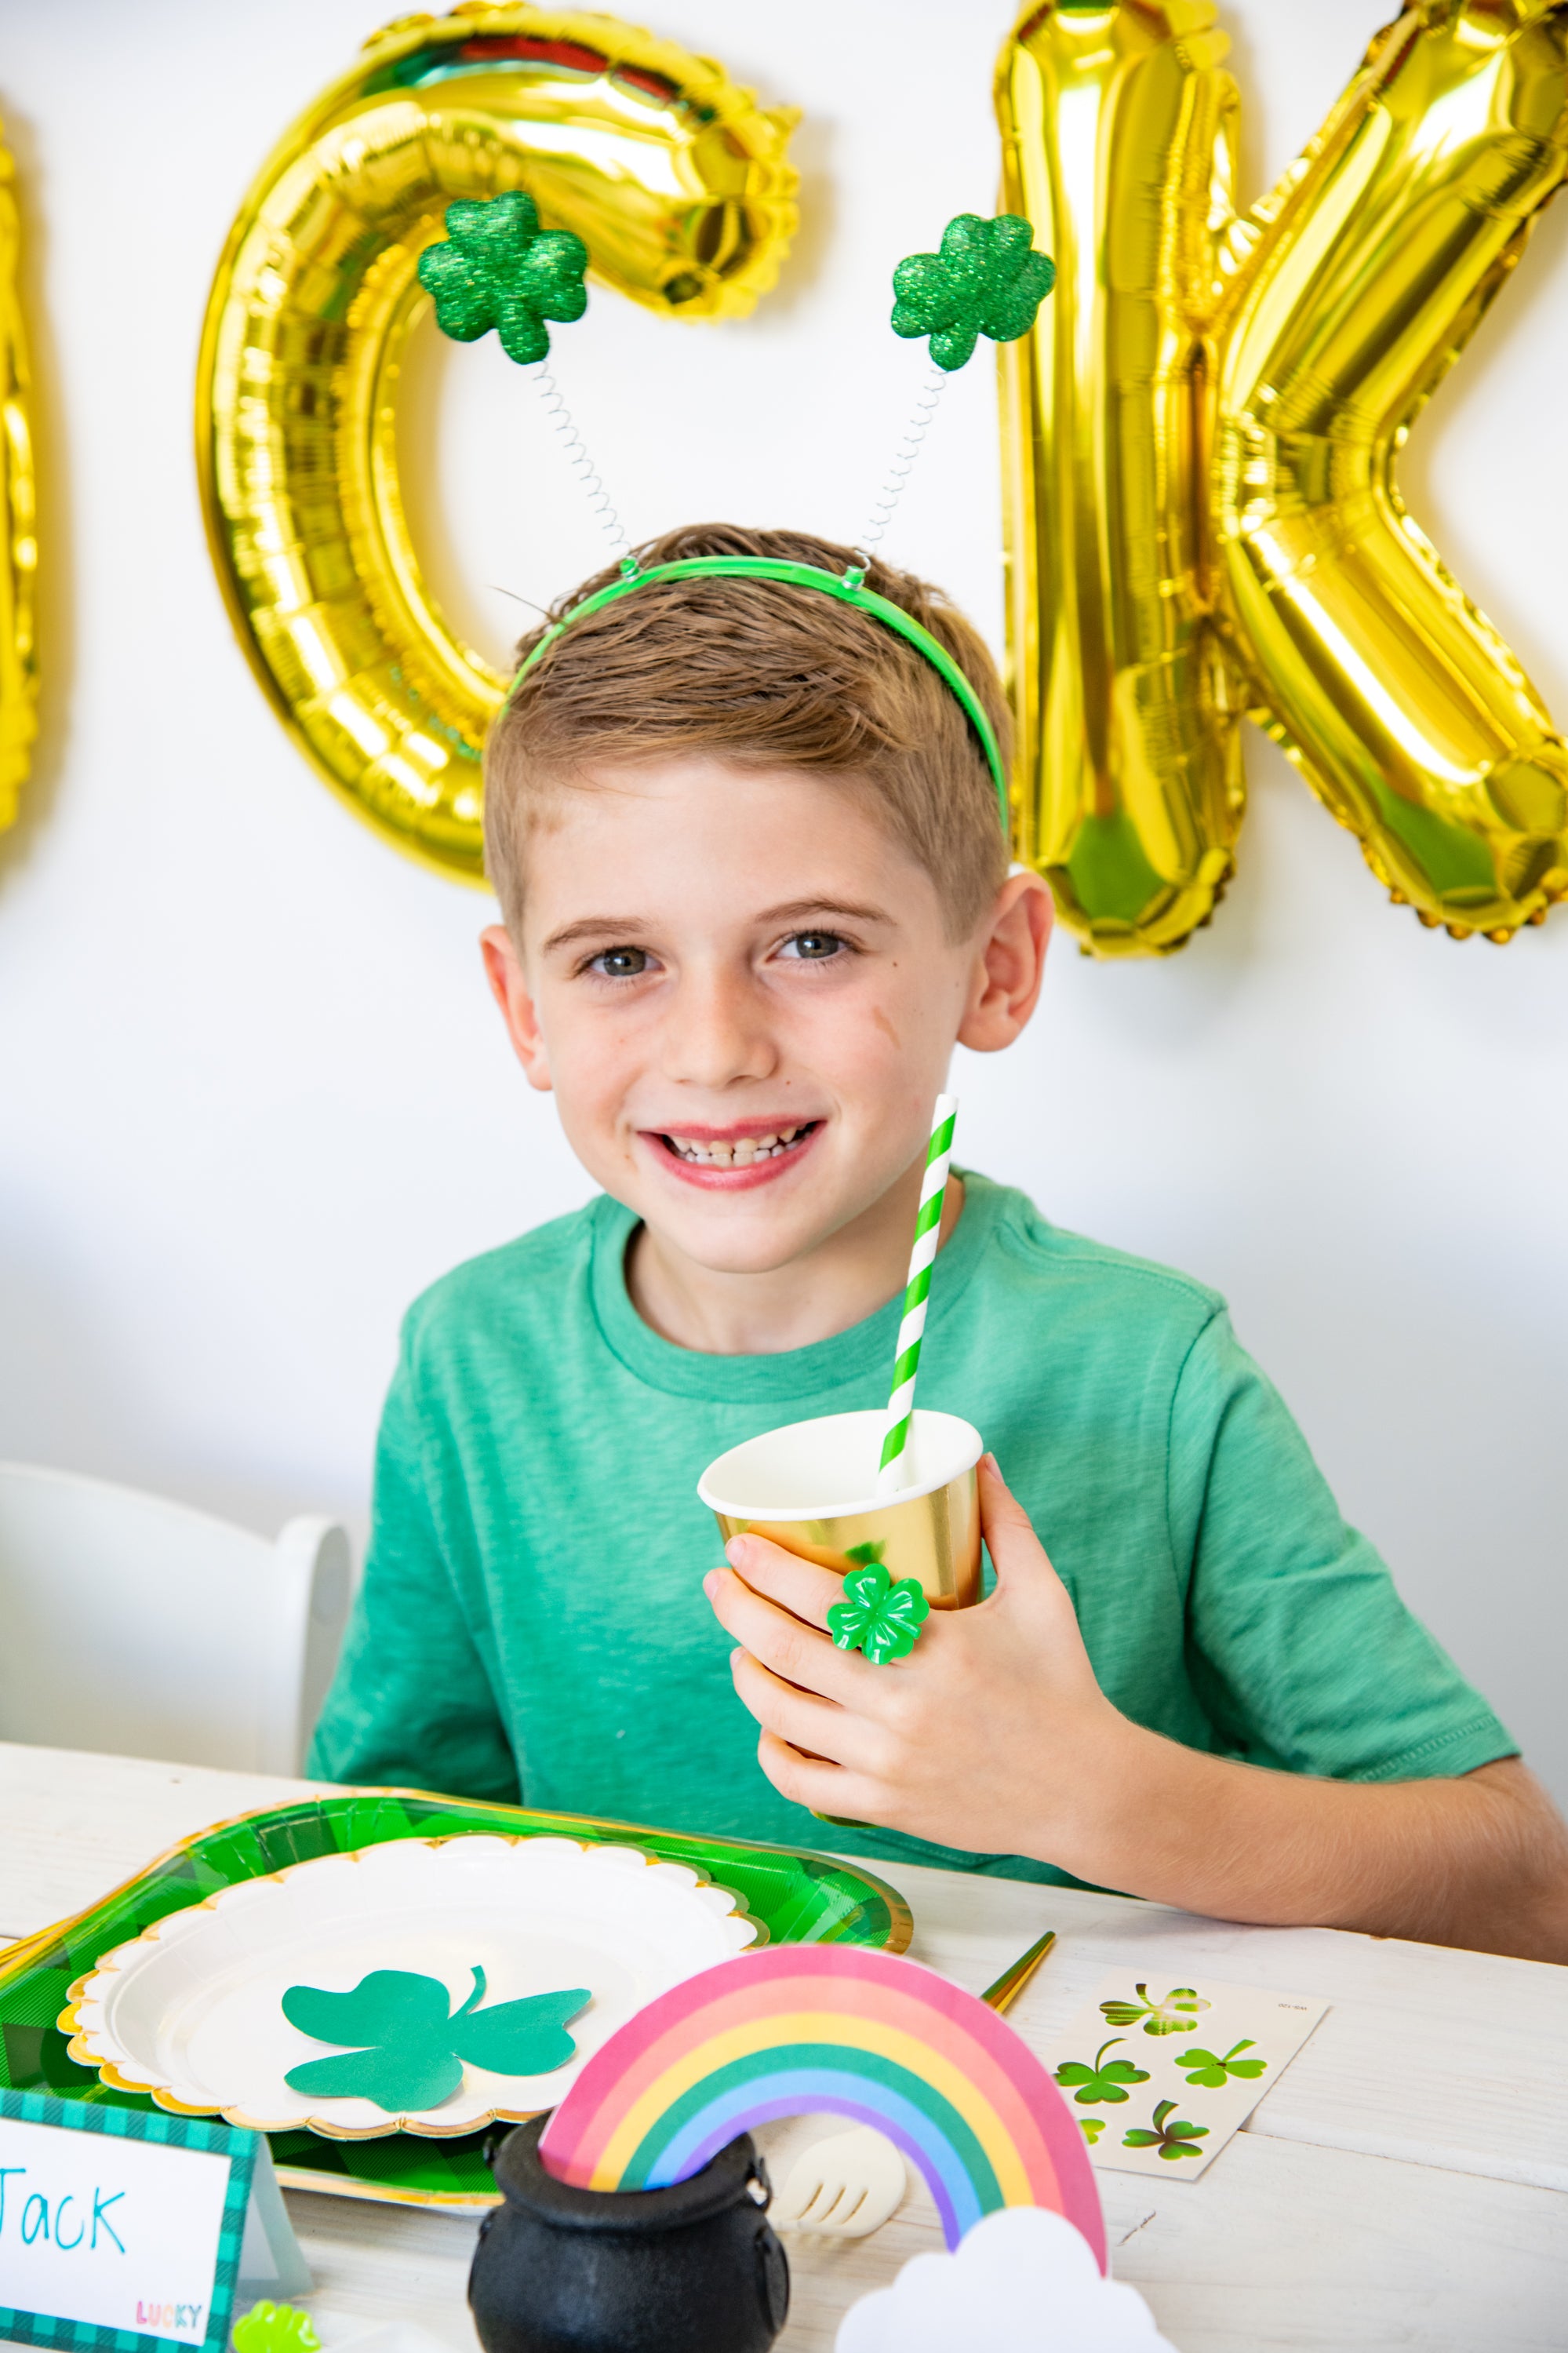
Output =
[
  {"x1": 508, "y1": 553, "x2": 1011, "y2": 836},
  {"x1": 418, "y1": 196, "x2": 1056, "y2": 842}
]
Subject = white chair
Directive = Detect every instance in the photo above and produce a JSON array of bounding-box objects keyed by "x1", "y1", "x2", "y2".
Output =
[{"x1": 0, "y1": 1462, "x2": 353, "y2": 1774}]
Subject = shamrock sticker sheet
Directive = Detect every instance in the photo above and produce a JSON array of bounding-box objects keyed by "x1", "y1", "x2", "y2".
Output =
[{"x1": 1044, "y1": 1976, "x2": 1328, "y2": 2180}]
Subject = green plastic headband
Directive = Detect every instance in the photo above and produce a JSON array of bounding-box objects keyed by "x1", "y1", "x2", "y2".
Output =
[{"x1": 506, "y1": 555, "x2": 1010, "y2": 837}]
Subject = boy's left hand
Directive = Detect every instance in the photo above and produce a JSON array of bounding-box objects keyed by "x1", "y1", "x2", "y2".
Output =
[
  {"x1": 706, "y1": 1455, "x2": 1568, "y2": 1961},
  {"x1": 702, "y1": 1453, "x2": 1123, "y2": 1861}
]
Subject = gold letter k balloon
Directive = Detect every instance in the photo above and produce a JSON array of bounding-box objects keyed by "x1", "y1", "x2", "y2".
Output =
[{"x1": 998, "y1": 1, "x2": 1568, "y2": 952}]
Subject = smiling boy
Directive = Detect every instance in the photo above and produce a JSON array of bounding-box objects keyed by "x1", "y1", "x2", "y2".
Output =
[{"x1": 310, "y1": 523, "x2": 1568, "y2": 1960}]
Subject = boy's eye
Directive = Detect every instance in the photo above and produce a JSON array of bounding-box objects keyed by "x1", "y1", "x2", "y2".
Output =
[
  {"x1": 779, "y1": 931, "x2": 846, "y2": 961},
  {"x1": 589, "y1": 946, "x2": 649, "y2": 978}
]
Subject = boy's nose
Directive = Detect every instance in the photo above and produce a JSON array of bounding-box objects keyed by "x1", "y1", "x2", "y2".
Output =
[{"x1": 659, "y1": 970, "x2": 777, "y2": 1090}]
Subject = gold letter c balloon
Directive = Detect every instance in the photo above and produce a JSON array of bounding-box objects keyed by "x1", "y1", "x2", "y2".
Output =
[
  {"x1": 198, "y1": 6, "x2": 798, "y2": 881},
  {"x1": 999, "y1": 1, "x2": 1568, "y2": 953}
]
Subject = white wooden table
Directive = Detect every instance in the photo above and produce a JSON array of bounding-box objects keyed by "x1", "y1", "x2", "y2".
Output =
[{"x1": 3, "y1": 1743, "x2": 1565, "y2": 2351}]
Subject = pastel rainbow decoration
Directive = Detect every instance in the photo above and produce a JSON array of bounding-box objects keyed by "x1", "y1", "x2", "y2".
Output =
[{"x1": 536, "y1": 1946, "x2": 1104, "y2": 2264}]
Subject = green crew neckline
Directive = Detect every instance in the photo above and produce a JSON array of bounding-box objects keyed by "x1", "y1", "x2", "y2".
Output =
[{"x1": 588, "y1": 1168, "x2": 1001, "y2": 1402}]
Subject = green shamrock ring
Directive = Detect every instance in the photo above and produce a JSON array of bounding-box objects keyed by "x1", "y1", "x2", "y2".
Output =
[
  {"x1": 827, "y1": 1560, "x2": 930, "y2": 1665},
  {"x1": 418, "y1": 190, "x2": 588, "y2": 366},
  {"x1": 891, "y1": 211, "x2": 1056, "y2": 372}
]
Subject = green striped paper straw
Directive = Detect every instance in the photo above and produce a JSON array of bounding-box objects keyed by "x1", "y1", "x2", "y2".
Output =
[{"x1": 877, "y1": 1092, "x2": 959, "y2": 1492}]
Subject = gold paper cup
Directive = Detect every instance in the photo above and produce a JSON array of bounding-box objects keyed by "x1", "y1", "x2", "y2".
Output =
[{"x1": 698, "y1": 1408, "x2": 984, "y2": 1609}]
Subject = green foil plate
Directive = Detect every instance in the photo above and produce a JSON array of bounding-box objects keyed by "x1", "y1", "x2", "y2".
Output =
[{"x1": 0, "y1": 1787, "x2": 911, "y2": 2210}]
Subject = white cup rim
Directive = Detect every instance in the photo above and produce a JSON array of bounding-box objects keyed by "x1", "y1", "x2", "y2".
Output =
[{"x1": 698, "y1": 1407, "x2": 983, "y2": 1521}]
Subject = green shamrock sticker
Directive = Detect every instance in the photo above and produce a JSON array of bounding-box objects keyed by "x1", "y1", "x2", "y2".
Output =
[
  {"x1": 891, "y1": 213, "x2": 1056, "y2": 372},
  {"x1": 1053, "y1": 2038, "x2": 1152, "y2": 2107},
  {"x1": 827, "y1": 1562, "x2": 930, "y2": 1663},
  {"x1": 418, "y1": 191, "x2": 589, "y2": 365},
  {"x1": 1100, "y1": 1983, "x2": 1212, "y2": 2037},
  {"x1": 232, "y1": 2307, "x2": 320, "y2": 2353},
  {"x1": 1079, "y1": 2116, "x2": 1105, "y2": 2146},
  {"x1": 1176, "y1": 2039, "x2": 1268, "y2": 2089},
  {"x1": 1122, "y1": 2100, "x2": 1210, "y2": 2162},
  {"x1": 282, "y1": 1964, "x2": 590, "y2": 2111}
]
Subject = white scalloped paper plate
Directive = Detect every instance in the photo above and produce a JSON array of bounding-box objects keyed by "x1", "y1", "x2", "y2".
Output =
[{"x1": 63, "y1": 1834, "x2": 761, "y2": 2139}]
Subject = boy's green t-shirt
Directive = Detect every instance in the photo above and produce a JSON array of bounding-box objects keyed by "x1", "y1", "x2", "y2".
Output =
[{"x1": 309, "y1": 1173, "x2": 1514, "y2": 1885}]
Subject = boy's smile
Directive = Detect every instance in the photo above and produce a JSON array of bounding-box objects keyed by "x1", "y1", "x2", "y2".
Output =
[
  {"x1": 652, "y1": 1117, "x2": 823, "y2": 1187},
  {"x1": 482, "y1": 756, "x2": 1050, "y2": 1353}
]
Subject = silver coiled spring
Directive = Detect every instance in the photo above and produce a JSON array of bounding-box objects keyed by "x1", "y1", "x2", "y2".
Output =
[
  {"x1": 529, "y1": 363, "x2": 631, "y2": 560},
  {"x1": 859, "y1": 363, "x2": 948, "y2": 556}
]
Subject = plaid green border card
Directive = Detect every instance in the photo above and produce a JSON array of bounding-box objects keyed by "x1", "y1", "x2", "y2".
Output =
[{"x1": 0, "y1": 2087, "x2": 257, "y2": 2353}]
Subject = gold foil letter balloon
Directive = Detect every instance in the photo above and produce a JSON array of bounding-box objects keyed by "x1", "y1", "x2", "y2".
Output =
[
  {"x1": 1213, "y1": 2, "x2": 1568, "y2": 942},
  {"x1": 999, "y1": 2, "x2": 1568, "y2": 954},
  {"x1": 997, "y1": 2, "x2": 1244, "y2": 955},
  {"x1": 197, "y1": 8, "x2": 798, "y2": 880},
  {"x1": 0, "y1": 121, "x2": 37, "y2": 834}
]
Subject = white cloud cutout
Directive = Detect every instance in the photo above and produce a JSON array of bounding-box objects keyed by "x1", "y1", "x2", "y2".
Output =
[{"x1": 834, "y1": 2207, "x2": 1177, "y2": 2353}]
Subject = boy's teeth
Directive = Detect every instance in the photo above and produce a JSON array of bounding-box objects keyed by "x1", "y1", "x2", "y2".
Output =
[{"x1": 666, "y1": 1124, "x2": 807, "y2": 1165}]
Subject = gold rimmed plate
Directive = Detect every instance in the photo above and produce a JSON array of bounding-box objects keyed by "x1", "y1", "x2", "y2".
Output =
[
  {"x1": 61, "y1": 1833, "x2": 760, "y2": 2139},
  {"x1": 1, "y1": 1787, "x2": 911, "y2": 2208}
]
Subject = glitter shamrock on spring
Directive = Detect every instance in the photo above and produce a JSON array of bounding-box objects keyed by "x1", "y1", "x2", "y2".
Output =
[
  {"x1": 827, "y1": 1560, "x2": 930, "y2": 1664},
  {"x1": 418, "y1": 191, "x2": 589, "y2": 366},
  {"x1": 891, "y1": 213, "x2": 1056, "y2": 372}
]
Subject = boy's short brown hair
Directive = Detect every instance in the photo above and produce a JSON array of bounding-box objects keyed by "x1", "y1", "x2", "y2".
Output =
[{"x1": 483, "y1": 523, "x2": 1011, "y2": 942}]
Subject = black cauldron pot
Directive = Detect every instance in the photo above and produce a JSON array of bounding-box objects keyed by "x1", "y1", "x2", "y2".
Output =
[{"x1": 469, "y1": 2114, "x2": 789, "y2": 2353}]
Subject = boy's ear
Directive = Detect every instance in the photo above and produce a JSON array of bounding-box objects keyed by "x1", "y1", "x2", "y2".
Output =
[
  {"x1": 955, "y1": 870, "x2": 1053, "y2": 1054},
  {"x1": 480, "y1": 924, "x2": 554, "y2": 1093}
]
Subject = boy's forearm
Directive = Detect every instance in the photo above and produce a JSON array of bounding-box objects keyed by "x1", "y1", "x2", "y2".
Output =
[{"x1": 1053, "y1": 1720, "x2": 1568, "y2": 1961}]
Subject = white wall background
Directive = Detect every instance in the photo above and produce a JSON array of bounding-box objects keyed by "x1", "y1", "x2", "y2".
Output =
[{"x1": 2, "y1": 2, "x2": 1565, "y2": 1798}]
